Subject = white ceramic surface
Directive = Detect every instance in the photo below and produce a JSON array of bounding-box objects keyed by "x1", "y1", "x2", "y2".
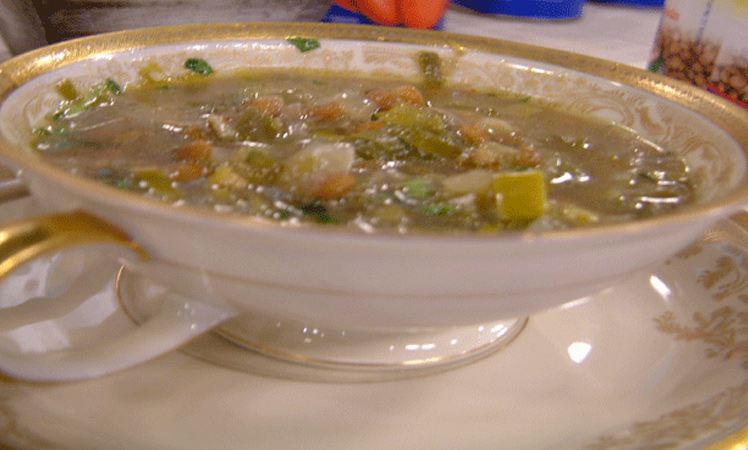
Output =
[
  {"x1": 1, "y1": 23, "x2": 748, "y2": 381},
  {"x1": 2, "y1": 196, "x2": 748, "y2": 448}
]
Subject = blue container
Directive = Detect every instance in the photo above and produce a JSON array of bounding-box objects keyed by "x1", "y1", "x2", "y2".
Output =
[
  {"x1": 453, "y1": 0, "x2": 584, "y2": 20},
  {"x1": 589, "y1": 0, "x2": 664, "y2": 7}
]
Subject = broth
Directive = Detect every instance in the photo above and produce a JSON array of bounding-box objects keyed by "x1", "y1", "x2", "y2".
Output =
[{"x1": 30, "y1": 58, "x2": 694, "y2": 233}]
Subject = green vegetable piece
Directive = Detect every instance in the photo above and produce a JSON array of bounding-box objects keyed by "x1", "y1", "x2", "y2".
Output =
[
  {"x1": 378, "y1": 103, "x2": 444, "y2": 133},
  {"x1": 421, "y1": 203, "x2": 456, "y2": 216},
  {"x1": 404, "y1": 177, "x2": 435, "y2": 199},
  {"x1": 185, "y1": 58, "x2": 214, "y2": 76},
  {"x1": 287, "y1": 37, "x2": 321, "y2": 53},
  {"x1": 55, "y1": 79, "x2": 80, "y2": 101},
  {"x1": 235, "y1": 106, "x2": 281, "y2": 142},
  {"x1": 491, "y1": 170, "x2": 547, "y2": 222},
  {"x1": 237, "y1": 150, "x2": 281, "y2": 184},
  {"x1": 416, "y1": 51, "x2": 443, "y2": 88},
  {"x1": 410, "y1": 132, "x2": 462, "y2": 159},
  {"x1": 638, "y1": 171, "x2": 659, "y2": 183},
  {"x1": 104, "y1": 78, "x2": 123, "y2": 95},
  {"x1": 301, "y1": 201, "x2": 336, "y2": 224},
  {"x1": 136, "y1": 169, "x2": 180, "y2": 201},
  {"x1": 53, "y1": 78, "x2": 122, "y2": 119}
]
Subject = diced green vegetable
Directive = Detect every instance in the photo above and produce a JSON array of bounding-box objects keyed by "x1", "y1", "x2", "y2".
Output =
[
  {"x1": 52, "y1": 78, "x2": 122, "y2": 119},
  {"x1": 378, "y1": 103, "x2": 445, "y2": 133},
  {"x1": 403, "y1": 177, "x2": 435, "y2": 199},
  {"x1": 233, "y1": 150, "x2": 281, "y2": 184},
  {"x1": 287, "y1": 37, "x2": 321, "y2": 53},
  {"x1": 136, "y1": 169, "x2": 181, "y2": 201},
  {"x1": 491, "y1": 170, "x2": 547, "y2": 221},
  {"x1": 209, "y1": 163, "x2": 248, "y2": 189},
  {"x1": 416, "y1": 51, "x2": 443, "y2": 88},
  {"x1": 301, "y1": 201, "x2": 336, "y2": 223},
  {"x1": 104, "y1": 78, "x2": 123, "y2": 95},
  {"x1": 184, "y1": 58, "x2": 214, "y2": 76},
  {"x1": 235, "y1": 107, "x2": 282, "y2": 142},
  {"x1": 399, "y1": 128, "x2": 462, "y2": 159},
  {"x1": 55, "y1": 79, "x2": 79, "y2": 101},
  {"x1": 421, "y1": 203, "x2": 457, "y2": 216},
  {"x1": 638, "y1": 171, "x2": 659, "y2": 182}
]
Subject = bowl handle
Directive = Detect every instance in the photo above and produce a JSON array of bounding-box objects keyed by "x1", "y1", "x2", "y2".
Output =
[{"x1": 0, "y1": 210, "x2": 237, "y2": 382}]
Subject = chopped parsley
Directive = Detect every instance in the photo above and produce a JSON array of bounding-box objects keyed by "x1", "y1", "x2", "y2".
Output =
[{"x1": 287, "y1": 37, "x2": 321, "y2": 53}]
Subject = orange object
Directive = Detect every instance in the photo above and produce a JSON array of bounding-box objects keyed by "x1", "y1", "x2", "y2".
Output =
[{"x1": 335, "y1": 0, "x2": 449, "y2": 29}]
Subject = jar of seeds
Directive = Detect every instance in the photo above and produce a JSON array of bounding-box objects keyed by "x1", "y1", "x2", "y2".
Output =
[{"x1": 649, "y1": 0, "x2": 748, "y2": 108}]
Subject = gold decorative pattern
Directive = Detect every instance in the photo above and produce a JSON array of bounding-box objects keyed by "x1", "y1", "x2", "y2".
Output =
[{"x1": 590, "y1": 220, "x2": 748, "y2": 449}]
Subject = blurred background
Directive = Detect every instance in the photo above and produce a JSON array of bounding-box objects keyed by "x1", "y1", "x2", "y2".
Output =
[{"x1": 4, "y1": 0, "x2": 743, "y2": 110}]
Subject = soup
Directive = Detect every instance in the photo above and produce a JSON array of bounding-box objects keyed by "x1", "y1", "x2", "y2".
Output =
[{"x1": 30, "y1": 55, "x2": 694, "y2": 233}]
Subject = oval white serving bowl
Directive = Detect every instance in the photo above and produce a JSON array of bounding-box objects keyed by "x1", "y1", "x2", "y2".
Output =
[{"x1": 2, "y1": 23, "x2": 748, "y2": 330}]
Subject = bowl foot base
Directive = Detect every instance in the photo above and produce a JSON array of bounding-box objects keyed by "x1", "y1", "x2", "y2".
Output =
[{"x1": 117, "y1": 267, "x2": 527, "y2": 382}]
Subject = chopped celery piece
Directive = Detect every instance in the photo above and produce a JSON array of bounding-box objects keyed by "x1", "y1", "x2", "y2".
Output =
[
  {"x1": 55, "y1": 79, "x2": 79, "y2": 101},
  {"x1": 53, "y1": 78, "x2": 121, "y2": 119},
  {"x1": 403, "y1": 177, "x2": 435, "y2": 199},
  {"x1": 136, "y1": 169, "x2": 180, "y2": 201},
  {"x1": 378, "y1": 103, "x2": 445, "y2": 133},
  {"x1": 421, "y1": 203, "x2": 457, "y2": 216},
  {"x1": 416, "y1": 51, "x2": 443, "y2": 88},
  {"x1": 235, "y1": 107, "x2": 281, "y2": 142},
  {"x1": 491, "y1": 170, "x2": 547, "y2": 221},
  {"x1": 234, "y1": 150, "x2": 281, "y2": 184},
  {"x1": 400, "y1": 129, "x2": 462, "y2": 159}
]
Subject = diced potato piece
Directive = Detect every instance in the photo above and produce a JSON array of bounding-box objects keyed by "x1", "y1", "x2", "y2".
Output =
[
  {"x1": 491, "y1": 170, "x2": 547, "y2": 221},
  {"x1": 469, "y1": 142, "x2": 521, "y2": 169},
  {"x1": 279, "y1": 142, "x2": 355, "y2": 194},
  {"x1": 478, "y1": 116, "x2": 514, "y2": 139},
  {"x1": 207, "y1": 114, "x2": 239, "y2": 141},
  {"x1": 209, "y1": 163, "x2": 248, "y2": 189},
  {"x1": 558, "y1": 203, "x2": 600, "y2": 226},
  {"x1": 331, "y1": 92, "x2": 378, "y2": 122},
  {"x1": 442, "y1": 170, "x2": 494, "y2": 196}
]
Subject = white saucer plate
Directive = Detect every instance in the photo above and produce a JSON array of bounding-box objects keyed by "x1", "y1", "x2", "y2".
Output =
[{"x1": 1, "y1": 196, "x2": 748, "y2": 449}]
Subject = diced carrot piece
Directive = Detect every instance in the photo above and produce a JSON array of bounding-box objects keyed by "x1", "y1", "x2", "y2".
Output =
[
  {"x1": 366, "y1": 89, "x2": 398, "y2": 111},
  {"x1": 173, "y1": 140, "x2": 212, "y2": 162},
  {"x1": 459, "y1": 122, "x2": 488, "y2": 144},
  {"x1": 311, "y1": 172, "x2": 356, "y2": 200},
  {"x1": 169, "y1": 161, "x2": 206, "y2": 183},
  {"x1": 183, "y1": 126, "x2": 211, "y2": 141},
  {"x1": 392, "y1": 85, "x2": 425, "y2": 106},
  {"x1": 356, "y1": 120, "x2": 387, "y2": 133},
  {"x1": 251, "y1": 95, "x2": 284, "y2": 117},
  {"x1": 519, "y1": 145, "x2": 544, "y2": 167},
  {"x1": 309, "y1": 102, "x2": 346, "y2": 122}
]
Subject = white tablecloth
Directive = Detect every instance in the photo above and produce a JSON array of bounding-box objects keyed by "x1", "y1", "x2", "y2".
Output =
[{"x1": 0, "y1": 3, "x2": 662, "y2": 67}]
